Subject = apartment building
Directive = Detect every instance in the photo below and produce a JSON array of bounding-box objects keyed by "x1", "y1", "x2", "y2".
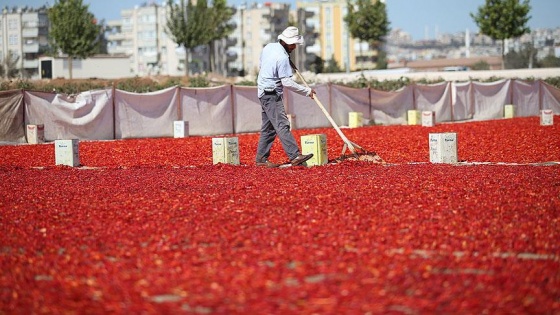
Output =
[
  {"x1": 227, "y1": 0, "x2": 382, "y2": 75},
  {"x1": 107, "y1": 3, "x2": 184, "y2": 77},
  {"x1": 0, "y1": 6, "x2": 49, "y2": 79},
  {"x1": 106, "y1": 2, "x2": 234, "y2": 77},
  {"x1": 0, "y1": 1, "x2": 394, "y2": 80},
  {"x1": 296, "y1": 0, "x2": 377, "y2": 72},
  {"x1": 227, "y1": 2, "x2": 291, "y2": 77},
  {"x1": 105, "y1": 0, "x2": 380, "y2": 77}
]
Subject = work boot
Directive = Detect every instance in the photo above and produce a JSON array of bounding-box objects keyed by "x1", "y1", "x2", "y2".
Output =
[
  {"x1": 290, "y1": 153, "x2": 313, "y2": 166},
  {"x1": 256, "y1": 160, "x2": 280, "y2": 168}
]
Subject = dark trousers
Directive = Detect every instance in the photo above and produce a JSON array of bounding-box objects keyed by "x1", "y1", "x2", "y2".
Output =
[{"x1": 256, "y1": 93, "x2": 300, "y2": 162}]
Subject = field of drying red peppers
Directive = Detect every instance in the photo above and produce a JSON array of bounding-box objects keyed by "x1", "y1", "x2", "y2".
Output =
[{"x1": 1, "y1": 116, "x2": 559, "y2": 314}]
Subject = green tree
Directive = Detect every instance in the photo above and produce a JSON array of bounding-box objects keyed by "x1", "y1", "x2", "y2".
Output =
[
  {"x1": 48, "y1": 0, "x2": 103, "y2": 79},
  {"x1": 504, "y1": 42, "x2": 538, "y2": 69},
  {"x1": 471, "y1": 0, "x2": 531, "y2": 69},
  {"x1": 344, "y1": 0, "x2": 390, "y2": 71},
  {"x1": 375, "y1": 48, "x2": 388, "y2": 70},
  {"x1": 94, "y1": 19, "x2": 109, "y2": 55},
  {"x1": 309, "y1": 55, "x2": 325, "y2": 74},
  {"x1": 166, "y1": 0, "x2": 206, "y2": 77},
  {"x1": 539, "y1": 55, "x2": 560, "y2": 68},
  {"x1": 325, "y1": 55, "x2": 343, "y2": 73},
  {"x1": 471, "y1": 60, "x2": 491, "y2": 70},
  {"x1": 205, "y1": 0, "x2": 235, "y2": 73},
  {"x1": 0, "y1": 51, "x2": 20, "y2": 79}
]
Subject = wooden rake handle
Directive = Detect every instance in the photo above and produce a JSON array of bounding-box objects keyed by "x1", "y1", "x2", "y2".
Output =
[{"x1": 294, "y1": 69, "x2": 357, "y2": 154}]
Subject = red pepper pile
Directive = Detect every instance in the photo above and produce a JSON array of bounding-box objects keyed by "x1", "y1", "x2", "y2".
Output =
[{"x1": 1, "y1": 117, "x2": 559, "y2": 314}]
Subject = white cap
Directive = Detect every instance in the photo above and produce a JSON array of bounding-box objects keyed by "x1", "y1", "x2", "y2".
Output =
[{"x1": 278, "y1": 26, "x2": 304, "y2": 45}]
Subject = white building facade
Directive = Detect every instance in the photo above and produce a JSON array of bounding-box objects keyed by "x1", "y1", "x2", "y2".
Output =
[
  {"x1": 227, "y1": 2, "x2": 291, "y2": 77},
  {"x1": 0, "y1": 6, "x2": 49, "y2": 79},
  {"x1": 296, "y1": 0, "x2": 379, "y2": 72},
  {"x1": 106, "y1": 2, "x2": 235, "y2": 77},
  {"x1": 107, "y1": 3, "x2": 184, "y2": 77},
  {"x1": 1, "y1": 0, "x2": 390, "y2": 80}
]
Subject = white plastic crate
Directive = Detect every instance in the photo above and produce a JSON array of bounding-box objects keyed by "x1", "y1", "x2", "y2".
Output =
[
  {"x1": 421, "y1": 111, "x2": 436, "y2": 127},
  {"x1": 301, "y1": 134, "x2": 328, "y2": 166},
  {"x1": 540, "y1": 109, "x2": 553, "y2": 126},
  {"x1": 26, "y1": 124, "x2": 45, "y2": 144},
  {"x1": 55, "y1": 139, "x2": 80, "y2": 167},
  {"x1": 173, "y1": 121, "x2": 189, "y2": 138},
  {"x1": 429, "y1": 133, "x2": 458, "y2": 164},
  {"x1": 212, "y1": 137, "x2": 240, "y2": 165}
]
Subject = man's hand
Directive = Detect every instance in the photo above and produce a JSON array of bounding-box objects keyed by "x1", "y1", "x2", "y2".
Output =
[{"x1": 309, "y1": 89, "x2": 316, "y2": 99}]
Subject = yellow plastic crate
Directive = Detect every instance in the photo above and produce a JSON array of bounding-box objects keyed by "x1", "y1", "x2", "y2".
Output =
[
  {"x1": 504, "y1": 104, "x2": 516, "y2": 118},
  {"x1": 348, "y1": 112, "x2": 363, "y2": 128},
  {"x1": 301, "y1": 134, "x2": 328, "y2": 166},
  {"x1": 212, "y1": 137, "x2": 240, "y2": 165},
  {"x1": 407, "y1": 110, "x2": 421, "y2": 125}
]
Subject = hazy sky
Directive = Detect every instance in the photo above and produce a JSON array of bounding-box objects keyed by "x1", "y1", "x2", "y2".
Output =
[{"x1": 3, "y1": 0, "x2": 559, "y2": 40}]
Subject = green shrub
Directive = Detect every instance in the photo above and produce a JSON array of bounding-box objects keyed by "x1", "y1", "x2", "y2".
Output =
[
  {"x1": 116, "y1": 77, "x2": 158, "y2": 93},
  {"x1": 544, "y1": 77, "x2": 560, "y2": 88},
  {"x1": 188, "y1": 75, "x2": 209, "y2": 88},
  {"x1": 471, "y1": 60, "x2": 490, "y2": 70},
  {"x1": 236, "y1": 79, "x2": 257, "y2": 86},
  {"x1": 15, "y1": 80, "x2": 34, "y2": 90},
  {"x1": 2, "y1": 75, "x2": 560, "y2": 93}
]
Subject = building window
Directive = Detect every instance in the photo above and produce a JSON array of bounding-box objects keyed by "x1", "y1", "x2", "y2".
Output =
[
  {"x1": 8, "y1": 19, "x2": 18, "y2": 30},
  {"x1": 9, "y1": 34, "x2": 18, "y2": 46}
]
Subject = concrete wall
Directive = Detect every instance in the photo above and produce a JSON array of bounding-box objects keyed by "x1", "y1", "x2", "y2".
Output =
[
  {"x1": 312, "y1": 67, "x2": 560, "y2": 83},
  {"x1": 39, "y1": 55, "x2": 131, "y2": 79}
]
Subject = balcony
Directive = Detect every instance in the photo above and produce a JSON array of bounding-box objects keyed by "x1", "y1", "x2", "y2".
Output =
[
  {"x1": 107, "y1": 33, "x2": 128, "y2": 41},
  {"x1": 22, "y1": 28, "x2": 39, "y2": 37},
  {"x1": 23, "y1": 59, "x2": 39, "y2": 68},
  {"x1": 122, "y1": 25, "x2": 133, "y2": 33},
  {"x1": 108, "y1": 46, "x2": 131, "y2": 55},
  {"x1": 23, "y1": 43, "x2": 39, "y2": 53},
  {"x1": 141, "y1": 52, "x2": 159, "y2": 64},
  {"x1": 22, "y1": 20, "x2": 39, "y2": 27},
  {"x1": 137, "y1": 39, "x2": 158, "y2": 47}
]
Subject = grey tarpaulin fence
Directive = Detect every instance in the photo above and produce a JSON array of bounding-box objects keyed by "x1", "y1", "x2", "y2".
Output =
[{"x1": 1, "y1": 79, "x2": 559, "y2": 143}]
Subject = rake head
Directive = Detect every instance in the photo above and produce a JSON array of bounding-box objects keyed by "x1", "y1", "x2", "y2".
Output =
[{"x1": 334, "y1": 142, "x2": 385, "y2": 164}]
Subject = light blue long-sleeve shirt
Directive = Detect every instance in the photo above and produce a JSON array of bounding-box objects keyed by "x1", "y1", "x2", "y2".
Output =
[{"x1": 257, "y1": 42, "x2": 311, "y2": 99}]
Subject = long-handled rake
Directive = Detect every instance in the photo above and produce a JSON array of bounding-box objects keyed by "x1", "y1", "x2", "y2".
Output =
[{"x1": 294, "y1": 69, "x2": 384, "y2": 163}]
